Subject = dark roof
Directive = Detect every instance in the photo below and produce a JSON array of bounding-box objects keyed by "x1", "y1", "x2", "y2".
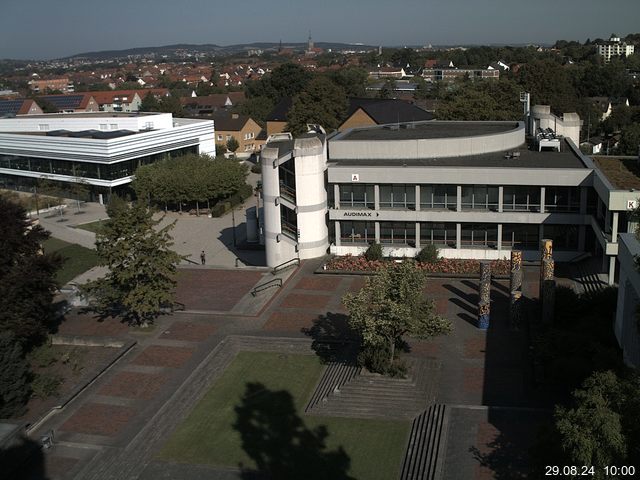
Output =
[
  {"x1": 339, "y1": 121, "x2": 516, "y2": 141},
  {"x1": 39, "y1": 94, "x2": 88, "y2": 110},
  {"x1": 212, "y1": 112, "x2": 250, "y2": 131},
  {"x1": 0, "y1": 99, "x2": 28, "y2": 116},
  {"x1": 266, "y1": 97, "x2": 292, "y2": 122},
  {"x1": 45, "y1": 129, "x2": 136, "y2": 139},
  {"x1": 345, "y1": 98, "x2": 433, "y2": 125},
  {"x1": 329, "y1": 140, "x2": 586, "y2": 170}
]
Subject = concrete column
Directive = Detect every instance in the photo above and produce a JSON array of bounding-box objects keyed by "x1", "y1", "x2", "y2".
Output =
[
  {"x1": 579, "y1": 187, "x2": 587, "y2": 215},
  {"x1": 374, "y1": 184, "x2": 380, "y2": 211},
  {"x1": 609, "y1": 256, "x2": 616, "y2": 286},
  {"x1": 497, "y1": 224, "x2": 503, "y2": 251},
  {"x1": 375, "y1": 221, "x2": 380, "y2": 243},
  {"x1": 612, "y1": 212, "x2": 619, "y2": 242},
  {"x1": 540, "y1": 187, "x2": 546, "y2": 213},
  {"x1": 478, "y1": 261, "x2": 491, "y2": 329},
  {"x1": 334, "y1": 221, "x2": 341, "y2": 246},
  {"x1": 456, "y1": 185, "x2": 462, "y2": 212},
  {"x1": 498, "y1": 186, "x2": 504, "y2": 213},
  {"x1": 333, "y1": 184, "x2": 340, "y2": 209},
  {"x1": 578, "y1": 225, "x2": 586, "y2": 251},
  {"x1": 415, "y1": 185, "x2": 421, "y2": 211},
  {"x1": 456, "y1": 223, "x2": 462, "y2": 249},
  {"x1": 415, "y1": 222, "x2": 421, "y2": 249}
]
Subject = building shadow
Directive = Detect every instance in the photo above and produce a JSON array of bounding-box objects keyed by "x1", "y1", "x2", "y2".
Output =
[
  {"x1": 217, "y1": 225, "x2": 266, "y2": 267},
  {"x1": 1, "y1": 433, "x2": 48, "y2": 480},
  {"x1": 233, "y1": 382, "x2": 355, "y2": 480},
  {"x1": 442, "y1": 283, "x2": 478, "y2": 306},
  {"x1": 301, "y1": 312, "x2": 357, "y2": 364}
]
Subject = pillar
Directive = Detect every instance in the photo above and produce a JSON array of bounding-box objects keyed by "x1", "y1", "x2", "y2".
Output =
[
  {"x1": 509, "y1": 250, "x2": 523, "y2": 330},
  {"x1": 540, "y1": 187, "x2": 546, "y2": 213},
  {"x1": 415, "y1": 185, "x2": 421, "y2": 211},
  {"x1": 334, "y1": 221, "x2": 341, "y2": 246},
  {"x1": 612, "y1": 212, "x2": 619, "y2": 242},
  {"x1": 456, "y1": 223, "x2": 462, "y2": 249},
  {"x1": 497, "y1": 224, "x2": 503, "y2": 251},
  {"x1": 374, "y1": 184, "x2": 380, "y2": 211},
  {"x1": 478, "y1": 261, "x2": 491, "y2": 329},
  {"x1": 498, "y1": 186, "x2": 504, "y2": 213},
  {"x1": 456, "y1": 185, "x2": 462, "y2": 212},
  {"x1": 375, "y1": 222, "x2": 380, "y2": 243},
  {"x1": 415, "y1": 222, "x2": 421, "y2": 250},
  {"x1": 539, "y1": 239, "x2": 555, "y2": 324},
  {"x1": 333, "y1": 184, "x2": 340, "y2": 209},
  {"x1": 608, "y1": 256, "x2": 616, "y2": 286}
]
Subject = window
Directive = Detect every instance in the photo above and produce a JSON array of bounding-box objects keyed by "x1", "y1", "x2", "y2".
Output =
[
  {"x1": 110, "y1": 124, "x2": 118, "y2": 130},
  {"x1": 339, "y1": 184, "x2": 374, "y2": 209},
  {"x1": 217, "y1": 134, "x2": 223, "y2": 141},
  {"x1": 38, "y1": 124, "x2": 49, "y2": 131},
  {"x1": 99, "y1": 124, "x2": 108, "y2": 131},
  {"x1": 503, "y1": 186, "x2": 540, "y2": 212},
  {"x1": 226, "y1": 135, "x2": 231, "y2": 141},
  {"x1": 420, "y1": 185, "x2": 456, "y2": 210},
  {"x1": 543, "y1": 224, "x2": 579, "y2": 250},
  {"x1": 340, "y1": 221, "x2": 374, "y2": 244},
  {"x1": 420, "y1": 222, "x2": 456, "y2": 247},
  {"x1": 380, "y1": 222, "x2": 416, "y2": 246},
  {"x1": 502, "y1": 224, "x2": 539, "y2": 249},
  {"x1": 379, "y1": 184, "x2": 415, "y2": 209},
  {"x1": 280, "y1": 206, "x2": 298, "y2": 240},
  {"x1": 461, "y1": 185, "x2": 499, "y2": 211},
  {"x1": 545, "y1": 187, "x2": 580, "y2": 213},
  {"x1": 461, "y1": 223, "x2": 498, "y2": 248}
]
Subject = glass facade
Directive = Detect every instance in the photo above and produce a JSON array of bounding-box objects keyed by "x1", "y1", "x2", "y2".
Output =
[
  {"x1": 278, "y1": 160, "x2": 296, "y2": 202},
  {"x1": 461, "y1": 185, "x2": 499, "y2": 211},
  {"x1": 503, "y1": 186, "x2": 541, "y2": 212},
  {"x1": 0, "y1": 146, "x2": 197, "y2": 181},
  {"x1": 280, "y1": 206, "x2": 298, "y2": 240},
  {"x1": 340, "y1": 221, "x2": 375, "y2": 244},
  {"x1": 379, "y1": 222, "x2": 415, "y2": 245},
  {"x1": 379, "y1": 184, "x2": 415, "y2": 209},
  {"x1": 339, "y1": 184, "x2": 374, "y2": 209},
  {"x1": 461, "y1": 223, "x2": 498, "y2": 248},
  {"x1": 420, "y1": 185, "x2": 457, "y2": 210},
  {"x1": 502, "y1": 224, "x2": 539, "y2": 249},
  {"x1": 420, "y1": 222, "x2": 456, "y2": 247},
  {"x1": 545, "y1": 187, "x2": 580, "y2": 213},
  {"x1": 543, "y1": 224, "x2": 579, "y2": 250}
]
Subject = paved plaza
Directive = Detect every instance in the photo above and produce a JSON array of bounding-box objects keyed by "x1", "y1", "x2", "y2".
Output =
[{"x1": 17, "y1": 257, "x2": 554, "y2": 480}]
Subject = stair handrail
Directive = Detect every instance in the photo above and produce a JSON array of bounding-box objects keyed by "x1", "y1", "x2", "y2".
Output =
[
  {"x1": 272, "y1": 257, "x2": 300, "y2": 275},
  {"x1": 251, "y1": 278, "x2": 283, "y2": 296}
]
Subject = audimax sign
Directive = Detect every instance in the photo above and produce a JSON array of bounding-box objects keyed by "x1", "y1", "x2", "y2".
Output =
[{"x1": 342, "y1": 211, "x2": 380, "y2": 217}]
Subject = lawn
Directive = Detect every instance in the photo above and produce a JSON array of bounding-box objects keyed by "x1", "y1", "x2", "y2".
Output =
[
  {"x1": 159, "y1": 352, "x2": 410, "y2": 480},
  {"x1": 75, "y1": 220, "x2": 107, "y2": 234},
  {"x1": 43, "y1": 238, "x2": 99, "y2": 285}
]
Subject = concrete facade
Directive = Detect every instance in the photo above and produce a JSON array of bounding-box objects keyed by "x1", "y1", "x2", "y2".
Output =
[{"x1": 615, "y1": 233, "x2": 640, "y2": 367}]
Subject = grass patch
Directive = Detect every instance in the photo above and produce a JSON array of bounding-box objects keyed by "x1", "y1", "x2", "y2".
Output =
[
  {"x1": 43, "y1": 238, "x2": 99, "y2": 285},
  {"x1": 75, "y1": 220, "x2": 107, "y2": 234},
  {"x1": 158, "y1": 352, "x2": 410, "y2": 480}
]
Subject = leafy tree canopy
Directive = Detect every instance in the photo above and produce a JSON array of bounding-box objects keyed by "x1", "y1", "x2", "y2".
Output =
[{"x1": 286, "y1": 77, "x2": 348, "y2": 136}]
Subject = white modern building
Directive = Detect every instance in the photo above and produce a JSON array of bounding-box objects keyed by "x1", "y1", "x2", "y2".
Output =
[
  {"x1": 0, "y1": 112, "x2": 215, "y2": 202},
  {"x1": 259, "y1": 108, "x2": 639, "y2": 284},
  {"x1": 597, "y1": 35, "x2": 635, "y2": 63},
  {"x1": 615, "y1": 233, "x2": 640, "y2": 367}
]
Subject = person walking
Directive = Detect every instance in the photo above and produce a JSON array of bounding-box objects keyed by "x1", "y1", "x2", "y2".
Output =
[{"x1": 200, "y1": 250, "x2": 206, "y2": 265}]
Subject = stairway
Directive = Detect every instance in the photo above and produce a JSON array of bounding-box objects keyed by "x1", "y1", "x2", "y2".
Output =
[
  {"x1": 305, "y1": 362, "x2": 361, "y2": 412},
  {"x1": 400, "y1": 404, "x2": 448, "y2": 480}
]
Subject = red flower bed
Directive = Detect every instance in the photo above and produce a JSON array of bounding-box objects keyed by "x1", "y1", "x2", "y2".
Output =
[{"x1": 325, "y1": 255, "x2": 510, "y2": 276}]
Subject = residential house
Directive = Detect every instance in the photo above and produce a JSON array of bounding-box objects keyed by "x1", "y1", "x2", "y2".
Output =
[
  {"x1": 38, "y1": 93, "x2": 99, "y2": 113},
  {"x1": 338, "y1": 98, "x2": 434, "y2": 131},
  {"x1": 181, "y1": 92, "x2": 246, "y2": 116},
  {"x1": 213, "y1": 112, "x2": 264, "y2": 158},
  {"x1": 92, "y1": 89, "x2": 169, "y2": 112},
  {"x1": 597, "y1": 35, "x2": 635, "y2": 63},
  {"x1": 0, "y1": 99, "x2": 43, "y2": 116},
  {"x1": 368, "y1": 67, "x2": 407, "y2": 79},
  {"x1": 28, "y1": 77, "x2": 74, "y2": 93}
]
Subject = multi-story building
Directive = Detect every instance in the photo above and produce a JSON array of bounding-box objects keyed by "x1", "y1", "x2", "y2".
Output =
[
  {"x1": 597, "y1": 35, "x2": 635, "y2": 63},
  {"x1": 92, "y1": 89, "x2": 169, "y2": 112},
  {"x1": 259, "y1": 108, "x2": 636, "y2": 286},
  {"x1": 422, "y1": 67, "x2": 499, "y2": 82},
  {"x1": 213, "y1": 112, "x2": 264, "y2": 158},
  {"x1": 38, "y1": 94, "x2": 99, "y2": 113},
  {"x1": 28, "y1": 77, "x2": 74, "y2": 93},
  {"x1": 0, "y1": 112, "x2": 215, "y2": 203}
]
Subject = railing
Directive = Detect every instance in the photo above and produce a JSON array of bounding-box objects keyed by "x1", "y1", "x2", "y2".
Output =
[
  {"x1": 251, "y1": 278, "x2": 283, "y2": 296},
  {"x1": 272, "y1": 257, "x2": 300, "y2": 275}
]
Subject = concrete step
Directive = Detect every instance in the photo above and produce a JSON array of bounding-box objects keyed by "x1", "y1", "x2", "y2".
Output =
[{"x1": 400, "y1": 405, "x2": 447, "y2": 480}]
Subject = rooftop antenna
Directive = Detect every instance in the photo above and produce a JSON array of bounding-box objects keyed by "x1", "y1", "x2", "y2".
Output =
[{"x1": 519, "y1": 92, "x2": 530, "y2": 134}]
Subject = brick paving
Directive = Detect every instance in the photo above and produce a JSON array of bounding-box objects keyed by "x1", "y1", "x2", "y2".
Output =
[
  {"x1": 463, "y1": 367, "x2": 485, "y2": 394},
  {"x1": 55, "y1": 312, "x2": 129, "y2": 337},
  {"x1": 263, "y1": 310, "x2": 321, "y2": 332},
  {"x1": 280, "y1": 292, "x2": 331, "y2": 309},
  {"x1": 294, "y1": 276, "x2": 342, "y2": 291},
  {"x1": 132, "y1": 345, "x2": 194, "y2": 368},
  {"x1": 98, "y1": 371, "x2": 168, "y2": 400},
  {"x1": 175, "y1": 269, "x2": 263, "y2": 311},
  {"x1": 60, "y1": 403, "x2": 135, "y2": 437},
  {"x1": 160, "y1": 321, "x2": 217, "y2": 342},
  {"x1": 464, "y1": 337, "x2": 487, "y2": 359}
]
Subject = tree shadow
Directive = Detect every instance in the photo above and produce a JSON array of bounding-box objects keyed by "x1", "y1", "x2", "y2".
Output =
[
  {"x1": 1, "y1": 433, "x2": 48, "y2": 480},
  {"x1": 233, "y1": 382, "x2": 355, "y2": 480},
  {"x1": 301, "y1": 312, "x2": 358, "y2": 364}
]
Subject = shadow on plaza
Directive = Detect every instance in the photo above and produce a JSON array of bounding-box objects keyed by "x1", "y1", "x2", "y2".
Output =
[
  {"x1": 301, "y1": 312, "x2": 358, "y2": 364},
  {"x1": 1, "y1": 435, "x2": 48, "y2": 480},
  {"x1": 233, "y1": 382, "x2": 354, "y2": 480},
  {"x1": 217, "y1": 224, "x2": 267, "y2": 267}
]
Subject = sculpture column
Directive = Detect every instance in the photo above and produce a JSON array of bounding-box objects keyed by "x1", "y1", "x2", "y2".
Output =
[
  {"x1": 539, "y1": 239, "x2": 555, "y2": 324},
  {"x1": 509, "y1": 250, "x2": 523, "y2": 329},
  {"x1": 478, "y1": 261, "x2": 491, "y2": 329}
]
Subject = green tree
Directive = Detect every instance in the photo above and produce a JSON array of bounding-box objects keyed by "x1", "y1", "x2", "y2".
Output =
[
  {"x1": 618, "y1": 124, "x2": 640, "y2": 156},
  {"x1": 237, "y1": 96, "x2": 275, "y2": 126},
  {"x1": 226, "y1": 136, "x2": 240, "y2": 154},
  {"x1": 328, "y1": 67, "x2": 369, "y2": 97},
  {"x1": 0, "y1": 196, "x2": 61, "y2": 347},
  {"x1": 286, "y1": 77, "x2": 347, "y2": 136},
  {"x1": 378, "y1": 78, "x2": 396, "y2": 99},
  {"x1": 436, "y1": 79, "x2": 521, "y2": 121},
  {"x1": 343, "y1": 262, "x2": 452, "y2": 374},
  {"x1": 0, "y1": 332, "x2": 31, "y2": 418},
  {"x1": 82, "y1": 201, "x2": 183, "y2": 326},
  {"x1": 139, "y1": 92, "x2": 161, "y2": 112},
  {"x1": 158, "y1": 95, "x2": 184, "y2": 116}
]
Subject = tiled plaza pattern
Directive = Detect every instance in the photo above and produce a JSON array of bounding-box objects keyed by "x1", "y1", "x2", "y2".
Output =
[
  {"x1": 61, "y1": 403, "x2": 135, "y2": 437},
  {"x1": 98, "y1": 371, "x2": 168, "y2": 400},
  {"x1": 132, "y1": 345, "x2": 195, "y2": 368},
  {"x1": 34, "y1": 262, "x2": 549, "y2": 480}
]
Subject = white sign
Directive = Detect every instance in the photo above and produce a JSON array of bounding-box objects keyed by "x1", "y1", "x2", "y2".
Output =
[
  {"x1": 351, "y1": 174, "x2": 359, "y2": 182},
  {"x1": 628, "y1": 200, "x2": 638, "y2": 210}
]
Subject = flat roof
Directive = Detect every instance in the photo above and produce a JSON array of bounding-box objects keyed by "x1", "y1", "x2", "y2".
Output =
[
  {"x1": 11, "y1": 112, "x2": 159, "y2": 119},
  {"x1": 329, "y1": 140, "x2": 587, "y2": 169},
  {"x1": 337, "y1": 121, "x2": 519, "y2": 141},
  {"x1": 593, "y1": 156, "x2": 640, "y2": 190}
]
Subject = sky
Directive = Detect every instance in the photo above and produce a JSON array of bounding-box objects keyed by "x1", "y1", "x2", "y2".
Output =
[{"x1": 1, "y1": 0, "x2": 639, "y2": 60}]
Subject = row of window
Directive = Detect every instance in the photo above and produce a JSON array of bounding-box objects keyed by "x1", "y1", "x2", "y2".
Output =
[
  {"x1": 338, "y1": 221, "x2": 579, "y2": 250},
  {"x1": 0, "y1": 146, "x2": 197, "y2": 181},
  {"x1": 336, "y1": 184, "x2": 582, "y2": 213}
]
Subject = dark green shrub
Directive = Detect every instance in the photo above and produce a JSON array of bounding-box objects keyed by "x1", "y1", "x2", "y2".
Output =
[
  {"x1": 416, "y1": 244, "x2": 439, "y2": 263},
  {"x1": 31, "y1": 373, "x2": 62, "y2": 399},
  {"x1": 0, "y1": 332, "x2": 31, "y2": 418},
  {"x1": 364, "y1": 242, "x2": 383, "y2": 261},
  {"x1": 357, "y1": 343, "x2": 407, "y2": 377},
  {"x1": 250, "y1": 163, "x2": 262, "y2": 174}
]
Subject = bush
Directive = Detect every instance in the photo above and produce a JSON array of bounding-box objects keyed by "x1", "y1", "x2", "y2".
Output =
[
  {"x1": 31, "y1": 373, "x2": 62, "y2": 399},
  {"x1": 364, "y1": 243, "x2": 384, "y2": 261},
  {"x1": 416, "y1": 245, "x2": 439, "y2": 263},
  {"x1": 251, "y1": 163, "x2": 262, "y2": 174},
  {"x1": 357, "y1": 342, "x2": 408, "y2": 377},
  {"x1": 0, "y1": 332, "x2": 31, "y2": 418}
]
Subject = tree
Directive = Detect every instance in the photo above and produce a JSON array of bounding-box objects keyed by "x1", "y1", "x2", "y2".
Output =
[
  {"x1": 0, "y1": 332, "x2": 31, "y2": 418},
  {"x1": 139, "y1": 92, "x2": 161, "y2": 112},
  {"x1": 436, "y1": 79, "x2": 522, "y2": 121},
  {"x1": 226, "y1": 136, "x2": 240, "y2": 155},
  {"x1": 378, "y1": 78, "x2": 396, "y2": 99},
  {"x1": 617, "y1": 124, "x2": 640, "y2": 156},
  {"x1": 0, "y1": 196, "x2": 61, "y2": 347},
  {"x1": 286, "y1": 77, "x2": 347, "y2": 136},
  {"x1": 82, "y1": 201, "x2": 183, "y2": 326},
  {"x1": 343, "y1": 262, "x2": 452, "y2": 374}
]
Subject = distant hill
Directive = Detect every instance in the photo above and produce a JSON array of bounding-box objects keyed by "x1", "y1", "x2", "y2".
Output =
[{"x1": 62, "y1": 42, "x2": 380, "y2": 61}]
